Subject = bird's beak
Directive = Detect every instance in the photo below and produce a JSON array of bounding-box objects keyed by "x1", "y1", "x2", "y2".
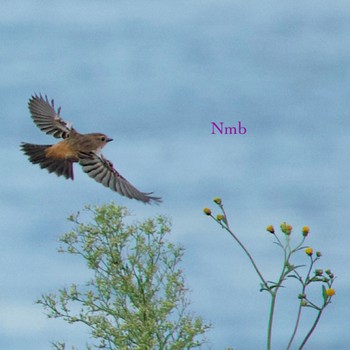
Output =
[{"x1": 106, "y1": 138, "x2": 113, "y2": 143}]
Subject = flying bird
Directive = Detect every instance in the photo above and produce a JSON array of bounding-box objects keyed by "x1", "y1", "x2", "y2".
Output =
[{"x1": 20, "y1": 94, "x2": 162, "y2": 204}]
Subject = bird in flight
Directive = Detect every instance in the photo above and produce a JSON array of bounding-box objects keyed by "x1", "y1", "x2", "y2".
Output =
[{"x1": 21, "y1": 94, "x2": 162, "y2": 204}]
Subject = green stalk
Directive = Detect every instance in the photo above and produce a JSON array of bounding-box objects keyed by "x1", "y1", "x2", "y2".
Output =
[
  {"x1": 215, "y1": 210, "x2": 269, "y2": 291},
  {"x1": 286, "y1": 255, "x2": 314, "y2": 349},
  {"x1": 267, "y1": 234, "x2": 292, "y2": 350},
  {"x1": 267, "y1": 292, "x2": 277, "y2": 350},
  {"x1": 299, "y1": 309, "x2": 323, "y2": 349}
]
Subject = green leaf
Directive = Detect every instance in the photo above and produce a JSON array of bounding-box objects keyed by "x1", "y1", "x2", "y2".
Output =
[{"x1": 322, "y1": 284, "x2": 327, "y2": 303}]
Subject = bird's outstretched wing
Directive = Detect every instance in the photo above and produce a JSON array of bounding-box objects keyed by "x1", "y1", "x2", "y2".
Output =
[
  {"x1": 78, "y1": 151, "x2": 162, "y2": 204},
  {"x1": 28, "y1": 94, "x2": 72, "y2": 139}
]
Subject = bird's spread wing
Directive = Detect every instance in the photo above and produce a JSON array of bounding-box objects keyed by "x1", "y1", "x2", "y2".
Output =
[
  {"x1": 28, "y1": 94, "x2": 72, "y2": 139},
  {"x1": 78, "y1": 151, "x2": 162, "y2": 204}
]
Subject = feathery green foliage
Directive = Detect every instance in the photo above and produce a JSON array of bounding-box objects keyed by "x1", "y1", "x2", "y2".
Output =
[{"x1": 37, "y1": 203, "x2": 210, "y2": 350}]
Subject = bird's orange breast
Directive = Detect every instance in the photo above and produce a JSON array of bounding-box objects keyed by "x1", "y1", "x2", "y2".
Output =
[{"x1": 45, "y1": 141, "x2": 78, "y2": 160}]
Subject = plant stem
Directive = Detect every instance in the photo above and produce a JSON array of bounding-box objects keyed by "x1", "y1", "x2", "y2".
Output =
[
  {"x1": 267, "y1": 292, "x2": 276, "y2": 350},
  {"x1": 267, "y1": 234, "x2": 295, "y2": 350},
  {"x1": 216, "y1": 205, "x2": 270, "y2": 290},
  {"x1": 221, "y1": 222, "x2": 269, "y2": 291},
  {"x1": 215, "y1": 208, "x2": 279, "y2": 350},
  {"x1": 299, "y1": 308, "x2": 323, "y2": 349},
  {"x1": 286, "y1": 301, "x2": 303, "y2": 350},
  {"x1": 287, "y1": 256, "x2": 314, "y2": 349}
]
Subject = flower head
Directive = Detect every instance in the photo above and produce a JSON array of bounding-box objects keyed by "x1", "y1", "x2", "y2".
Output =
[
  {"x1": 266, "y1": 225, "x2": 275, "y2": 234},
  {"x1": 216, "y1": 214, "x2": 224, "y2": 221},
  {"x1": 305, "y1": 247, "x2": 313, "y2": 256},
  {"x1": 280, "y1": 222, "x2": 293, "y2": 235},
  {"x1": 326, "y1": 288, "x2": 335, "y2": 297},
  {"x1": 203, "y1": 208, "x2": 212, "y2": 216},
  {"x1": 213, "y1": 197, "x2": 222, "y2": 205},
  {"x1": 302, "y1": 226, "x2": 310, "y2": 237},
  {"x1": 325, "y1": 269, "x2": 335, "y2": 279}
]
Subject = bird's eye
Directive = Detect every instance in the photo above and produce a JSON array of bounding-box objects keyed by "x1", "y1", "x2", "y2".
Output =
[{"x1": 101, "y1": 136, "x2": 106, "y2": 142}]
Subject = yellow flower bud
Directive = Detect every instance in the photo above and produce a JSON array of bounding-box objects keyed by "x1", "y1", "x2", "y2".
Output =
[
  {"x1": 213, "y1": 197, "x2": 222, "y2": 205},
  {"x1": 216, "y1": 214, "x2": 224, "y2": 221},
  {"x1": 326, "y1": 288, "x2": 335, "y2": 297},
  {"x1": 280, "y1": 222, "x2": 292, "y2": 235},
  {"x1": 203, "y1": 208, "x2": 212, "y2": 216},
  {"x1": 266, "y1": 225, "x2": 275, "y2": 234},
  {"x1": 305, "y1": 247, "x2": 313, "y2": 256},
  {"x1": 302, "y1": 226, "x2": 310, "y2": 237}
]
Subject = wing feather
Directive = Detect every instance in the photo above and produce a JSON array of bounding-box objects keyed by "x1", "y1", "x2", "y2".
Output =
[
  {"x1": 28, "y1": 94, "x2": 72, "y2": 139},
  {"x1": 78, "y1": 152, "x2": 162, "y2": 204}
]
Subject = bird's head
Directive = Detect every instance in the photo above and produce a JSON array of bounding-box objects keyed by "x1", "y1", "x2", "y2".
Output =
[
  {"x1": 85, "y1": 133, "x2": 113, "y2": 152},
  {"x1": 95, "y1": 133, "x2": 113, "y2": 145}
]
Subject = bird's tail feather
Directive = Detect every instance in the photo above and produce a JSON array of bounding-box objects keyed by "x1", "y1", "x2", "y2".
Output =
[{"x1": 20, "y1": 142, "x2": 74, "y2": 180}]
